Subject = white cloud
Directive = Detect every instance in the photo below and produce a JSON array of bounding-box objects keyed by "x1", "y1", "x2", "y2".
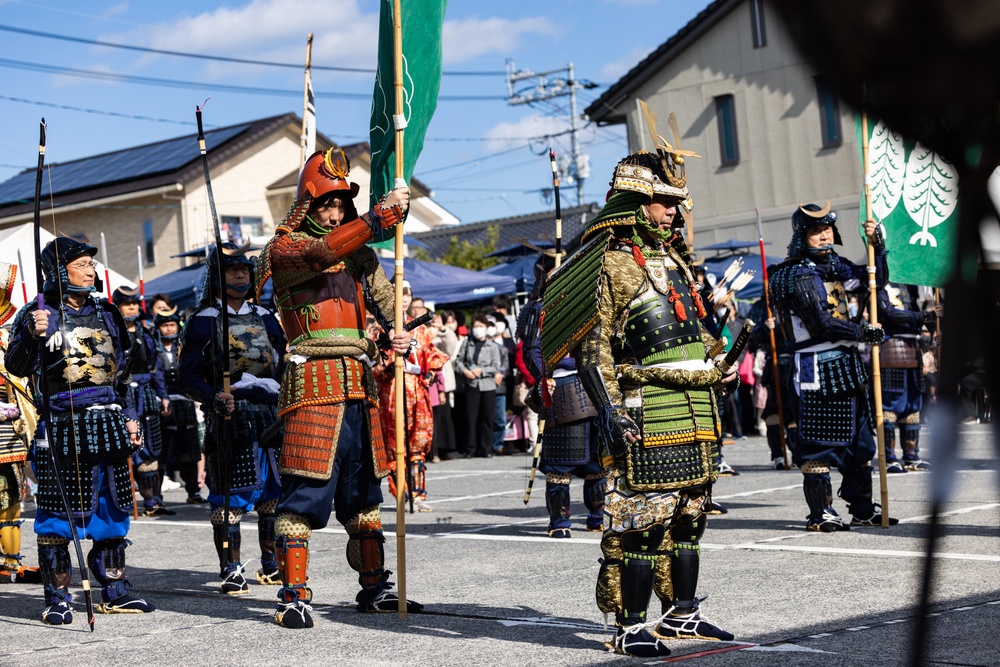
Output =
[
  {"x1": 599, "y1": 44, "x2": 656, "y2": 82},
  {"x1": 483, "y1": 114, "x2": 568, "y2": 151},
  {"x1": 442, "y1": 16, "x2": 559, "y2": 63},
  {"x1": 103, "y1": 0, "x2": 379, "y2": 77}
]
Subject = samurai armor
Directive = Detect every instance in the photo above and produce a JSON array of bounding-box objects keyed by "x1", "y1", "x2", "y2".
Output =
[
  {"x1": 278, "y1": 357, "x2": 370, "y2": 416},
  {"x1": 0, "y1": 421, "x2": 26, "y2": 465},
  {"x1": 796, "y1": 348, "x2": 869, "y2": 448},
  {"x1": 541, "y1": 235, "x2": 608, "y2": 369},
  {"x1": 280, "y1": 404, "x2": 342, "y2": 480},
  {"x1": 548, "y1": 374, "x2": 598, "y2": 426},
  {"x1": 48, "y1": 408, "x2": 132, "y2": 463},
  {"x1": 33, "y1": 457, "x2": 133, "y2": 516},
  {"x1": 541, "y1": 421, "x2": 592, "y2": 466},
  {"x1": 881, "y1": 336, "x2": 919, "y2": 369}
]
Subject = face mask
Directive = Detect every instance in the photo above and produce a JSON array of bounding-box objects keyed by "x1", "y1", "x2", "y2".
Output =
[
  {"x1": 848, "y1": 303, "x2": 859, "y2": 318},
  {"x1": 486, "y1": 326, "x2": 497, "y2": 338},
  {"x1": 495, "y1": 321, "x2": 506, "y2": 334},
  {"x1": 472, "y1": 327, "x2": 487, "y2": 340}
]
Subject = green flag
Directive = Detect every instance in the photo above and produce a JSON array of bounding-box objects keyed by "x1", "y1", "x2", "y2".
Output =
[
  {"x1": 369, "y1": 0, "x2": 447, "y2": 212},
  {"x1": 856, "y1": 114, "x2": 958, "y2": 287}
]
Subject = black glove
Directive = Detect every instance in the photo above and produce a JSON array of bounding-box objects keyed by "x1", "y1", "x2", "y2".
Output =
[
  {"x1": 860, "y1": 325, "x2": 885, "y2": 345},
  {"x1": 212, "y1": 392, "x2": 234, "y2": 416},
  {"x1": 921, "y1": 309, "x2": 938, "y2": 326},
  {"x1": 607, "y1": 409, "x2": 641, "y2": 458}
]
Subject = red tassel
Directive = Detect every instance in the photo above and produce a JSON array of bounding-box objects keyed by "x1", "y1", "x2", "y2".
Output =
[
  {"x1": 691, "y1": 285, "x2": 707, "y2": 318},
  {"x1": 668, "y1": 284, "x2": 687, "y2": 321},
  {"x1": 630, "y1": 243, "x2": 646, "y2": 267}
]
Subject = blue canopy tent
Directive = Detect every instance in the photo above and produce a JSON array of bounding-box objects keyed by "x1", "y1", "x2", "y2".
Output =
[
  {"x1": 376, "y1": 256, "x2": 516, "y2": 307},
  {"x1": 482, "y1": 254, "x2": 538, "y2": 295}
]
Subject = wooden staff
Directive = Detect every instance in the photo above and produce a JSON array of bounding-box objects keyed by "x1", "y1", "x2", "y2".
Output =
[
  {"x1": 860, "y1": 110, "x2": 890, "y2": 528},
  {"x1": 755, "y1": 207, "x2": 789, "y2": 469},
  {"x1": 391, "y1": 0, "x2": 408, "y2": 619}
]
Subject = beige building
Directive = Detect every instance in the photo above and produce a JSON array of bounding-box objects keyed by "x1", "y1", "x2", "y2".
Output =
[
  {"x1": 585, "y1": 0, "x2": 868, "y2": 261},
  {"x1": 0, "y1": 113, "x2": 456, "y2": 287}
]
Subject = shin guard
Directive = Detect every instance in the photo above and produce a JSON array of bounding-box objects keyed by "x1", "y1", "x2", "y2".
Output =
[
  {"x1": 544, "y1": 478, "x2": 572, "y2": 536},
  {"x1": 617, "y1": 524, "x2": 666, "y2": 627},
  {"x1": 346, "y1": 506, "x2": 387, "y2": 598},
  {"x1": 839, "y1": 464, "x2": 875, "y2": 517},
  {"x1": 583, "y1": 476, "x2": 605, "y2": 531},
  {"x1": 883, "y1": 411, "x2": 899, "y2": 462},
  {"x1": 38, "y1": 535, "x2": 72, "y2": 605},
  {"x1": 665, "y1": 517, "x2": 705, "y2": 616},
  {"x1": 275, "y1": 513, "x2": 312, "y2": 603}
]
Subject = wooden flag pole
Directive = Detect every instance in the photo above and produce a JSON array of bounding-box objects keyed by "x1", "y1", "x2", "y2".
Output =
[
  {"x1": 861, "y1": 109, "x2": 890, "y2": 528},
  {"x1": 299, "y1": 33, "x2": 314, "y2": 170},
  {"x1": 391, "y1": 0, "x2": 408, "y2": 619}
]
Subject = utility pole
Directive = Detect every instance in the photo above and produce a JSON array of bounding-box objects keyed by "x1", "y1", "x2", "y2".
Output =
[{"x1": 506, "y1": 59, "x2": 593, "y2": 206}]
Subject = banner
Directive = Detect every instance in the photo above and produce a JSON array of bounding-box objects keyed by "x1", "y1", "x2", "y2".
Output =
[
  {"x1": 303, "y1": 67, "x2": 316, "y2": 160},
  {"x1": 856, "y1": 115, "x2": 958, "y2": 287},
  {"x1": 369, "y1": 0, "x2": 447, "y2": 210}
]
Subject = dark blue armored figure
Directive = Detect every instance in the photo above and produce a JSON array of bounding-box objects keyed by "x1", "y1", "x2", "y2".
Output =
[
  {"x1": 518, "y1": 253, "x2": 604, "y2": 539},
  {"x1": 769, "y1": 202, "x2": 897, "y2": 532},
  {"x1": 877, "y1": 283, "x2": 938, "y2": 472},
  {"x1": 112, "y1": 287, "x2": 172, "y2": 517},
  {"x1": 6, "y1": 236, "x2": 155, "y2": 623},
  {"x1": 179, "y1": 242, "x2": 286, "y2": 595}
]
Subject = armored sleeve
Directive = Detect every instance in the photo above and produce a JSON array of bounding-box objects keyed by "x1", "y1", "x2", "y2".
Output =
[
  {"x1": 178, "y1": 311, "x2": 220, "y2": 405},
  {"x1": 361, "y1": 248, "x2": 396, "y2": 332},
  {"x1": 146, "y1": 332, "x2": 168, "y2": 400},
  {"x1": 790, "y1": 266, "x2": 865, "y2": 343},
  {"x1": 4, "y1": 304, "x2": 42, "y2": 378},
  {"x1": 877, "y1": 289, "x2": 927, "y2": 332},
  {"x1": 576, "y1": 270, "x2": 625, "y2": 411}
]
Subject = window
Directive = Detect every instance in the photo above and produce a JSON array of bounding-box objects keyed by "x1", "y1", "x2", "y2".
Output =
[
  {"x1": 221, "y1": 215, "x2": 265, "y2": 243},
  {"x1": 715, "y1": 95, "x2": 740, "y2": 166},
  {"x1": 750, "y1": 0, "x2": 767, "y2": 48},
  {"x1": 143, "y1": 220, "x2": 155, "y2": 266},
  {"x1": 815, "y1": 77, "x2": 843, "y2": 147}
]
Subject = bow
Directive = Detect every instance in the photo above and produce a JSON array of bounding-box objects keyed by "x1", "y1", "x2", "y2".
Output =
[
  {"x1": 30, "y1": 119, "x2": 96, "y2": 631},
  {"x1": 195, "y1": 104, "x2": 235, "y2": 567}
]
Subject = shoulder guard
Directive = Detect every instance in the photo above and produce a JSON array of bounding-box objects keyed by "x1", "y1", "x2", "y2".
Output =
[{"x1": 540, "y1": 233, "x2": 611, "y2": 371}]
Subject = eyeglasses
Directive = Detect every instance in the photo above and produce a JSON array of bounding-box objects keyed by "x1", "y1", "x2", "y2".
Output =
[{"x1": 67, "y1": 261, "x2": 98, "y2": 271}]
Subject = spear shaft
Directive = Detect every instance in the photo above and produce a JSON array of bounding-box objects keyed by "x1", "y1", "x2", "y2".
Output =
[
  {"x1": 196, "y1": 105, "x2": 235, "y2": 563},
  {"x1": 861, "y1": 109, "x2": 890, "y2": 528},
  {"x1": 755, "y1": 207, "x2": 789, "y2": 470}
]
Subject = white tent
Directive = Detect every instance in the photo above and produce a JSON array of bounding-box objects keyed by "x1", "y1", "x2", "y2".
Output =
[{"x1": 0, "y1": 223, "x2": 134, "y2": 310}]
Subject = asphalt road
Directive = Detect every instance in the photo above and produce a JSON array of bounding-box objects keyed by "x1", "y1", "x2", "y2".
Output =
[{"x1": 1, "y1": 422, "x2": 997, "y2": 666}]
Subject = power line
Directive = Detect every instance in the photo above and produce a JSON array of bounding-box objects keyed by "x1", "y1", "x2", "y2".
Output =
[
  {"x1": 0, "y1": 94, "x2": 202, "y2": 126},
  {"x1": 0, "y1": 23, "x2": 508, "y2": 77},
  {"x1": 0, "y1": 57, "x2": 506, "y2": 101}
]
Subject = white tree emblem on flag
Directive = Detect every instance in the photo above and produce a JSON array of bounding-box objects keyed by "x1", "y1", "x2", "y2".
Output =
[
  {"x1": 867, "y1": 120, "x2": 905, "y2": 221},
  {"x1": 904, "y1": 142, "x2": 958, "y2": 247}
]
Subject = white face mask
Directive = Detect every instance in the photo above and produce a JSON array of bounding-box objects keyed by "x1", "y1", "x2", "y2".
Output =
[
  {"x1": 495, "y1": 321, "x2": 506, "y2": 334},
  {"x1": 472, "y1": 326, "x2": 487, "y2": 340},
  {"x1": 486, "y1": 325, "x2": 497, "y2": 338},
  {"x1": 848, "y1": 303, "x2": 859, "y2": 318}
]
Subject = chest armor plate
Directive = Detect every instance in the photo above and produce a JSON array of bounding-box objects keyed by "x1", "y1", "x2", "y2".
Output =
[
  {"x1": 823, "y1": 280, "x2": 849, "y2": 320},
  {"x1": 129, "y1": 328, "x2": 150, "y2": 372},
  {"x1": 46, "y1": 308, "x2": 117, "y2": 391},
  {"x1": 227, "y1": 310, "x2": 276, "y2": 380},
  {"x1": 277, "y1": 268, "x2": 367, "y2": 345},
  {"x1": 158, "y1": 345, "x2": 180, "y2": 388},
  {"x1": 625, "y1": 258, "x2": 703, "y2": 365}
]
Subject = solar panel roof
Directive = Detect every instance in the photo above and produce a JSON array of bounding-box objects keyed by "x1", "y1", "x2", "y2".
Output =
[{"x1": 0, "y1": 121, "x2": 256, "y2": 207}]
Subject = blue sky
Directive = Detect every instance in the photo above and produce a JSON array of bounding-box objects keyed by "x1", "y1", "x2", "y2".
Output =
[{"x1": 0, "y1": 0, "x2": 712, "y2": 224}]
